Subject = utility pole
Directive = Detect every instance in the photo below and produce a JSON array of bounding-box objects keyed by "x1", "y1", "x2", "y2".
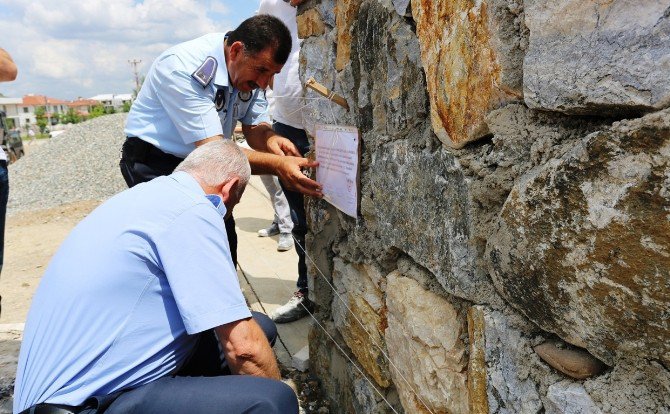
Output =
[
  {"x1": 128, "y1": 59, "x2": 142, "y2": 96},
  {"x1": 44, "y1": 95, "x2": 51, "y2": 129}
]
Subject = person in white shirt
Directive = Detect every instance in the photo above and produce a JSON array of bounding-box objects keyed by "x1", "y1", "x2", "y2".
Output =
[{"x1": 257, "y1": 0, "x2": 314, "y2": 323}]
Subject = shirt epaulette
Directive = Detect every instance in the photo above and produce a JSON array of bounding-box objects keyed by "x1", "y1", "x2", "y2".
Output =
[{"x1": 191, "y1": 56, "x2": 217, "y2": 88}]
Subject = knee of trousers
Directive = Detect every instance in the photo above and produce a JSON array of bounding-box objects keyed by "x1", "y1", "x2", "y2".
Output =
[
  {"x1": 251, "y1": 311, "x2": 277, "y2": 346},
  {"x1": 250, "y1": 380, "x2": 299, "y2": 414}
]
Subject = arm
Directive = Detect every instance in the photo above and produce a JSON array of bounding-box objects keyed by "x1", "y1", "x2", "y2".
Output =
[
  {"x1": 242, "y1": 123, "x2": 322, "y2": 197},
  {"x1": 243, "y1": 122, "x2": 299, "y2": 156},
  {"x1": 215, "y1": 317, "x2": 281, "y2": 379},
  {"x1": 0, "y1": 48, "x2": 17, "y2": 82}
]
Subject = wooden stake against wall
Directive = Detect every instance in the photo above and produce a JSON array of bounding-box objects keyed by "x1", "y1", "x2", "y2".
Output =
[{"x1": 305, "y1": 77, "x2": 350, "y2": 111}]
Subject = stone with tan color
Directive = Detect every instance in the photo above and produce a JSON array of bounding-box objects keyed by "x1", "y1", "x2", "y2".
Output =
[
  {"x1": 411, "y1": 0, "x2": 526, "y2": 148},
  {"x1": 467, "y1": 306, "x2": 489, "y2": 414},
  {"x1": 534, "y1": 341, "x2": 606, "y2": 380},
  {"x1": 385, "y1": 271, "x2": 468, "y2": 414},
  {"x1": 297, "y1": 8, "x2": 326, "y2": 39},
  {"x1": 331, "y1": 258, "x2": 389, "y2": 387},
  {"x1": 334, "y1": 0, "x2": 360, "y2": 71}
]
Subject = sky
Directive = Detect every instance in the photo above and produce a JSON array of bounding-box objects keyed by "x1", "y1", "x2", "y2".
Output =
[{"x1": 0, "y1": 0, "x2": 260, "y2": 100}]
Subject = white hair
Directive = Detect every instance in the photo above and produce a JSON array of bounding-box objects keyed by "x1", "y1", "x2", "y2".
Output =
[{"x1": 175, "y1": 140, "x2": 251, "y2": 195}]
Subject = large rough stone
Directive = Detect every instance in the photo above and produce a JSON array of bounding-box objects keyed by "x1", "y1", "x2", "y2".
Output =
[
  {"x1": 367, "y1": 139, "x2": 499, "y2": 304},
  {"x1": 487, "y1": 109, "x2": 670, "y2": 365},
  {"x1": 334, "y1": 0, "x2": 360, "y2": 71},
  {"x1": 385, "y1": 272, "x2": 468, "y2": 414},
  {"x1": 545, "y1": 381, "x2": 602, "y2": 414},
  {"x1": 351, "y1": 1, "x2": 428, "y2": 139},
  {"x1": 297, "y1": 7, "x2": 326, "y2": 39},
  {"x1": 481, "y1": 308, "x2": 545, "y2": 414},
  {"x1": 332, "y1": 258, "x2": 390, "y2": 387},
  {"x1": 461, "y1": 104, "x2": 610, "y2": 253},
  {"x1": 524, "y1": 0, "x2": 670, "y2": 115},
  {"x1": 309, "y1": 316, "x2": 402, "y2": 414},
  {"x1": 584, "y1": 359, "x2": 670, "y2": 413},
  {"x1": 411, "y1": 0, "x2": 526, "y2": 148}
]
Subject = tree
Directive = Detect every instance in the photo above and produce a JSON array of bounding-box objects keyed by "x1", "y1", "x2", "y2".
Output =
[
  {"x1": 122, "y1": 101, "x2": 131, "y2": 112},
  {"x1": 35, "y1": 106, "x2": 48, "y2": 133},
  {"x1": 88, "y1": 104, "x2": 106, "y2": 119},
  {"x1": 132, "y1": 75, "x2": 145, "y2": 99},
  {"x1": 62, "y1": 108, "x2": 82, "y2": 124}
]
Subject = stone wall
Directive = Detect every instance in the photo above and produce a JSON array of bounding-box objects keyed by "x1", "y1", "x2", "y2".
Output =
[{"x1": 297, "y1": 0, "x2": 670, "y2": 412}]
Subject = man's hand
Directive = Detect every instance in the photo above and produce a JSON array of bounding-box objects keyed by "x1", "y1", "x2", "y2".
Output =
[
  {"x1": 0, "y1": 48, "x2": 17, "y2": 82},
  {"x1": 275, "y1": 156, "x2": 322, "y2": 197},
  {"x1": 243, "y1": 123, "x2": 301, "y2": 157},
  {"x1": 266, "y1": 135, "x2": 301, "y2": 157}
]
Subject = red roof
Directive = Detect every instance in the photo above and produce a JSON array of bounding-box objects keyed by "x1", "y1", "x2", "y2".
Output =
[
  {"x1": 68, "y1": 99, "x2": 98, "y2": 107},
  {"x1": 22, "y1": 95, "x2": 69, "y2": 106}
]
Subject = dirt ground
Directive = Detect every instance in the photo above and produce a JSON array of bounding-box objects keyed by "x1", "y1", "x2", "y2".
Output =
[
  {"x1": 0, "y1": 142, "x2": 104, "y2": 412},
  {"x1": 1, "y1": 200, "x2": 101, "y2": 324}
]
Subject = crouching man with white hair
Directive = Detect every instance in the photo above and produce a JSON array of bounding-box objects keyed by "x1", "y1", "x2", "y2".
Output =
[{"x1": 14, "y1": 140, "x2": 298, "y2": 414}]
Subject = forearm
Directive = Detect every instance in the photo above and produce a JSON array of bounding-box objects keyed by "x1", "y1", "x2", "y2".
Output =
[
  {"x1": 244, "y1": 123, "x2": 275, "y2": 153},
  {"x1": 228, "y1": 342, "x2": 281, "y2": 379},
  {"x1": 0, "y1": 48, "x2": 17, "y2": 82},
  {"x1": 216, "y1": 320, "x2": 281, "y2": 379},
  {"x1": 241, "y1": 147, "x2": 282, "y2": 175}
]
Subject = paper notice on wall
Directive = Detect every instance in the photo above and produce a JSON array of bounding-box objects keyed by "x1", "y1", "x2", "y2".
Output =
[{"x1": 315, "y1": 124, "x2": 360, "y2": 218}]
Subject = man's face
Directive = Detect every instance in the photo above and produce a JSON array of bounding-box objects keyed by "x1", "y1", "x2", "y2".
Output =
[{"x1": 228, "y1": 44, "x2": 284, "y2": 92}]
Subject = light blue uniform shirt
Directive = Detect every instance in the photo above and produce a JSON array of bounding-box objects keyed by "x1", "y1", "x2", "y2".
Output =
[
  {"x1": 13, "y1": 172, "x2": 251, "y2": 411},
  {"x1": 125, "y1": 33, "x2": 270, "y2": 158}
]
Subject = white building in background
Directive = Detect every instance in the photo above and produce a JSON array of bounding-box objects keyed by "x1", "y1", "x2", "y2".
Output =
[
  {"x1": 0, "y1": 97, "x2": 23, "y2": 128},
  {"x1": 0, "y1": 92, "x2": 133, "y2": 131},
  {"x1": 0, "y1": 94, "x2": 68, "y2": 130},
  {"x1": 89, "y1": 94, "x2": 133, "y2": 111}
]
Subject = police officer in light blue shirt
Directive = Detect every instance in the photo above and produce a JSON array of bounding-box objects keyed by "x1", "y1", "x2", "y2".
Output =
[
  {"x1": 121, "y1": 14, "x2": 322, "y2": 265},
  {"x1": 14, "y1": 141, "x2": 298, "y2": 414}
]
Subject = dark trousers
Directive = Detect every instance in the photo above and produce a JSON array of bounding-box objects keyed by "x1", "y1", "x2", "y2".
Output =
[
  {"x1": 273, "y1": 122, "x2": 308, "y2": 293},
  {"x1": 119, "y1": 138, "x2": 237, "y2": 265},
  {"x1": 102, "y1": 312, "x2": 296, "y2": 414},
  {"x1": 0, "y1": 160, "x2": 7, "y2": 315},
  {"x1": 23, "y1": 313, "x2": 297, "y2": 414}
]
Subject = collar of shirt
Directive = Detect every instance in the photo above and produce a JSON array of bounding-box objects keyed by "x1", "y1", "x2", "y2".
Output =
[
  {"x1": 169, "y1": 171, "x2": 228, "y2": 217},
  {"x1": 212, "y1": 38, "x2": 230, "y2": 89}
]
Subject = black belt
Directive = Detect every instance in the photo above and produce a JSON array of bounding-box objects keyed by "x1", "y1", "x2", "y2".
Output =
[
  {"x1": 19, "y1": 403, "x2": 84, "y2": 414},
  {"x1": 122, "y1": 137, "x2": 184, "y2": 171}
]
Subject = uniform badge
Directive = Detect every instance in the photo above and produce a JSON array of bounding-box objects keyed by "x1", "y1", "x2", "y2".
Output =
[
  {"x1": 215, "y1": 88, "x2": 227, "y2": 112},
  {"x1": 191, "y1": 56, "x2": 217, "y2": 88},
  {"x1": 238, "y1": 90, "x2": 252, "y2": 102}
]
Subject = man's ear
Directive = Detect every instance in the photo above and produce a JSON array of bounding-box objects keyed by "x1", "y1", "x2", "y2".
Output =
[
  {"x1": 229, "y1": 41, "x2": 245, "y2": 61},
  {"x1": 219, "y1": 177, "x2": 241, "y2": 204}
]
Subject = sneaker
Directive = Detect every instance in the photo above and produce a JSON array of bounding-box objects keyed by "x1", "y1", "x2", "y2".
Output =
[
  {"x1": 258, "y1": 222, "x2": 280, "y2": 237},
  {"x1": 272, "y1": 291, "x2": 314, "y2": 323},
  {"x1": 277, "y1": 233, "x2": 294, "y2": 252}
]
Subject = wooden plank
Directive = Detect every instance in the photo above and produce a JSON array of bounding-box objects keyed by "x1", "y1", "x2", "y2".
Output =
[{"x1": 305, "y1": 77, "x2": 349, "y2": 111}]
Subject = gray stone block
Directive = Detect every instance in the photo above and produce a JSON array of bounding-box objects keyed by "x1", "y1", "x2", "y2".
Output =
[{"x1": 524, "y1": 0, "x2": 670, "y2": 114}]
